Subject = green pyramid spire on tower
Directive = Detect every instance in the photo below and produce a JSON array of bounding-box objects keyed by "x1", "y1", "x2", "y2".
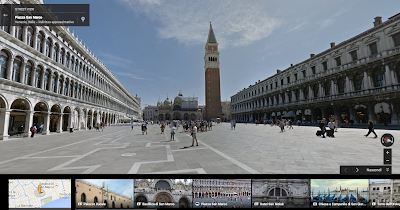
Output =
[{"x1": 207, "y1": 21, "x2": 217, "y2": 43}]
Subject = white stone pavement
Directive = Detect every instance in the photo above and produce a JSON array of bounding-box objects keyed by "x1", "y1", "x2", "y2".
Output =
[{"x1": 0, "y1": 123, "x2": 398, "y2": 174}]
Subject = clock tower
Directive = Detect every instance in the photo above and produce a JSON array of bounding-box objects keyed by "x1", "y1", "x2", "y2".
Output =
[{"x1": 204, "y1": 22, "x2": 222, "y2": 121}]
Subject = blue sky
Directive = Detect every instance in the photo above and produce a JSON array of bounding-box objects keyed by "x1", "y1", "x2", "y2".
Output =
[
  {"x1": 45, "y1": 0, "x2": 400, "y2": 109},
  {"x1": 81, "y1": 179, "x2": 133, "y2": 198}
]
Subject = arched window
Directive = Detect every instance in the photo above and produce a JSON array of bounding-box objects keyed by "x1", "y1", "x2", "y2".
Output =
[
  {"x1": 53, "y1": 44, "x2": 58, "y2": 61},
  {"x1": 313, "y1": 85, "x2": 319, "y2": 98},
  {"x1": 45, "y1": 39, "x2": 51, "y2": 57},
  {"x1": 338, "y1": 78, "x2": 346, "y2": 93},
  {"x1": 51, "y1": 75, "x2": 56, "y2": 92},
  {"x1": 60, "y1": 49, "x2": 65, "y2": 64},
  {"x1": 12, "y1": 57, "x2": 22, "y2": 82},
  {"x1": 75, "y1": 59, "x2": 78, "y2": 73},
  {"x1": 37, "y1": 33, "x2": 44, "y2": 53},
  {"x1": 353, "y1": 73, "x2": 363, "y2": 91},
  {"x1": 325, "y1": 84, "x2": 331, "y2": 96},
  {"x1": 268, "y1": 188, "x2": 287, "y2": 197},
  {"x1": 66, "y1": 53, "x2": 70, "y2": 68},
  {"x1": 43, "y1": 71, "x2": 49, "y2": 90},
  {"x1": 35, "y1": 66, "x2": 42, "y2": 88},
  {"x1": 70, "y1": 57, "x2": 74, "y2": 70},
  {"x1": 0, "y1": 51, "x2": 9, "y2": 78},
  {"x1": 81, "y1": 193, "x2": 86, "y2": 202},
  {"x1": 373, "y1": 69, "x2": 384, "y2": 87},
  {"x1": 27, "y1": 27, "x2": 34, "y2": 47},
  {"x1": 303, "y1": 87, "x2": 308, "y2": 100},
  {"x1": 58, "y1": 78, "x2": 62, "y2": 94},
  {"x1": 25, "y1": 62, "x2": 32, "y2": 85},
  {"x1": 15, "y1": 26, "x2": 22, "y2": 41}
]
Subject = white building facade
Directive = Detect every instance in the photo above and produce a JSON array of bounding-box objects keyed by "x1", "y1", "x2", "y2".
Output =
[
  {"x1": 370, "y1": 179, "x2": 400, "y2": 206},
  {"x1": 143, "y1": 105, "x2": 157, "y2": 121},
  {"x1": 0, "y1": 0, "x2": 141, "y2": 140},
  {"x1": 231, "y1": 15, "x2": 400, "y2": 125}
]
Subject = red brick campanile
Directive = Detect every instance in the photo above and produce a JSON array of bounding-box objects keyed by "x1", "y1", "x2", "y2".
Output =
[{"x1": 204, "y1": 22, "x2": 222, "y2": 121}]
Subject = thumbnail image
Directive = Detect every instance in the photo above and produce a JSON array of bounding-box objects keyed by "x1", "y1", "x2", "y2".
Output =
[
  {"x1": 134, "y1": 179, "x2": 192, "y2": 208},
  {"x1": 193, "y1": 179, "x2": 251, "y2": 208},
  {"x1": 75, "y1": 179, "x2": 133, "y2": 208},
  {"x1": 252, "y1": 179, "x2": 310, "y2": 208},
  {"x1": 370, "y1": 179, "x2": 400, "y2": 208},
  {"x1": 310, "y1": 179, "x2": 369, "y2": 208},
  {"x1": 8, "y1": 179, "x2": 71, "y2": 208}
]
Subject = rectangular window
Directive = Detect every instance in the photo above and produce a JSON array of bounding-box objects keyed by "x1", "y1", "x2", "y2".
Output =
[
  {"x1": 270, "y1": 84, "x2": 272, "y2": 89},
  {"x1": 393, "y1": 32, "x2": 400, "y2": 47},
  {"x1": 350, "y1": 50, "x2": 358, "y2": 61},
  {"x1": 294, "y1": 73, "x2": 298, "y2": 80},
  {"x1": 275, "y1": 81, "x2": 278, "y2": 88},
  {"x1": 281, "y1": 79, "x2": 283, "y2": 86},
  {"x1": 311, "y1": 66, "x2": 316, "y2": 74},
  {"x1": 287, "y1": 76, "x2": 290, "y2": 83},
  {"x1": 322, "y1": 62, "x2": 328, "y2": 71},
  {"x1": 335, "y1": 57, "x2": 341, "y2": 66},
  {"x1": 369, "y1": 42, "x2": 378, "y2": 55},
  {"x1": 302, "y1": 70, "x2": 306, "y2": 78}
]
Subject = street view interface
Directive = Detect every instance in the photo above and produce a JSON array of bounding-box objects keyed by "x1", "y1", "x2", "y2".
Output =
[{"x1": 1, "y1": 0, "x2": 400, "y2": 209}]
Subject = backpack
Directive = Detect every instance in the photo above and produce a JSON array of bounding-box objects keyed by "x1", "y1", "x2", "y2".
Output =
[{"x1": 30, "y1": 126, "x2": 35, "y2": 132}]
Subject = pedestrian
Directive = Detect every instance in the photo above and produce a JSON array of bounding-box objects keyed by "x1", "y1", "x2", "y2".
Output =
[
  {"x1": 319, "y1": 118, "x2": 327, "y2": 138},
  {"x1": 30, "y1": 124, "x2": 37, "y2": 138},
  {"x1": 39, "y1": 122, "x2": 44, "y2": 134},
  {"x1": 170, "y1": 125, "x2": 176, "y2": 141},
  {"x1": 279, "y1": 120, "x2": 285, "y2": 132},
  {"x1": 288, "y1": 119, "x2": 293, "y2": 129},
  {"x1": 141, "y1": 123, "x2": 145, "y2": 135},
  {"x1": 160, "y1": 123, "x2": 165, "y2": 134},
  {"x1": 96, "y1": 123, "x2": 100, "y2": 132},
  {"x1": 231, "y1": 121, "x2": 234, "y2": 130},
  {"x1": 327, "y1": 118, "x2": 336, "y2": 137},
  {"x1": 132, "y1": 123, "x2": 134, "y2": 130},
  {"x1": 233, "y1": 121, "x2": 236, "y2": 130},
  {"x1": 144, "y1": 123, "x2": 147, "y2": 135},
  {"x1": 364, "y1": 120, "x2": 378, "y2": 138},
  {"x1": 334, "y1": 119, "x2": 339, "y2": 132},
  {"x1": 209, "y1": 121, "x2": 212, "y2": 131},
  {"x1": 191, "y1": 123, "x2": 198, "y2": 147}
]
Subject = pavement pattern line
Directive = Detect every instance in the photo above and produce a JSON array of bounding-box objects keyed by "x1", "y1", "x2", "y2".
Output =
[
  {"x1": 47, "y1": 134, "x2": 130, "y2": 174},
  {"x1": 0, "y1": 130, "x2": 123, "y2": 166},
  {"x1": 127, "y1": 144, "x2": 173, "y2": 174},
  {"x1": 184, "y1": 133, "x2": 261, "y2": 174},
  {"x1": 147, "y1": 168, "x2": 207, "y2": 174}
]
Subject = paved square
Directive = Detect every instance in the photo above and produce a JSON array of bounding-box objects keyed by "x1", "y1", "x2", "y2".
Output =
[{"x1": 0, "y1": 123, "x2": 398, "y2": 174}]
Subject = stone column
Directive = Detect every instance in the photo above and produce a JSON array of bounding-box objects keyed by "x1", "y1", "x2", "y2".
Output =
[
  {"x1": 42, "y1": 112, "x2": 50, "y2": 135},
  {"x1": 19, "y1": 61, "x2": 26, "y2": 84},
  {"x1": 385, "y1": 65, "x2": 393, "y2": 87},
  {"x1": 39, "y1": 70, "x2": 45, "y2": 89},
  {"x1": 6, "y1": 57, "x2": 14, "y2": 80},
  {"x1": 54, "y1": 74, "x2": 60, "y2": 94},
  {"x1": 90, "y1": 112, "x2": 94, "y2": 128},
  {"x1": 345, "y1": 76, "x2": 350, "y2": 93},
  {"x1": 363, "y1": 71, "x2": 370, "y2": 90},
  {"x1": 30, "y1": 67, "x2": 36, "y2": 86},
  {"x1": 0, "y1": 109, "x2": 11, "y2": 140},
  {"x1": 57, "y1": 114, "x2": 63, "y2": 133},
  {"x1": 24, "y1": 111, "x2": 34, "y2": 137},
  {"x1": 22, "y1": 26, "x2": 28, "y2": 44}
]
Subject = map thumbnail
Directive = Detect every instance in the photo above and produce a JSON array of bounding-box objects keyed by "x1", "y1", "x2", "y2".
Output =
[{"x1": 9, "y1": 179, "x2": 71, "y2": 208}]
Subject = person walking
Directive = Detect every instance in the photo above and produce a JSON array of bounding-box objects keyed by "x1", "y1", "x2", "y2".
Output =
[
  {"x1": 160, "y1": 123, "x2": 165, "y2": 134},
  {"x1": 170, "y1": 125, "x2": 176, "y2": 141},
  {"x1": 364, "y1": 120, "x2": 378, "y2": 138},
  {"x1": 233, "y1": 121, "x2": 236, "y2": 130},
  {"x1": 30, "y1": 124, "x2": 37, "y2": 138},
  {"x1": 144, "y1": 123, "x2": 148, "y2": 135},
  {"x1": 327, "y1": 118, "x2": 336, "y2": 137},
  {"x1": 319, "y1": 118, "x2": 327, "y2": 138},
  {"x1": 190, "y1": 123, "x2": 198, "y2": 147},
  {"x1": 279, "y1": 120, "x2": 285, "y2": 132},
  {"x1": 39, "y1": 122, "x2": 44, "y2": 134}
]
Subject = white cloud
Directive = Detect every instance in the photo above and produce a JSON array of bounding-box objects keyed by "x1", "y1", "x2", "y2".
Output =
[
  {"x1": 117, "y1": 0, "x2": 281, "y2": 49},
  {"x1": 114, "y1": 72, "x2": 148, "y2": 80}
]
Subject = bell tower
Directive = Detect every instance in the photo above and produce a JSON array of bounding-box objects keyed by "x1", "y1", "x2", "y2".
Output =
[{"x1": 204, "y1": 21, "x2": 222, "y2": 121}]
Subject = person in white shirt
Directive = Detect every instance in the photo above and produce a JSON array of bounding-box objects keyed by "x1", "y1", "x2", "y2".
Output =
[
  {"x1": 170, "y1": 126, "x2": 176, "y2": 141},
  {"x1": 191, "y1": 123, "x2": 198, "y2": 146}
]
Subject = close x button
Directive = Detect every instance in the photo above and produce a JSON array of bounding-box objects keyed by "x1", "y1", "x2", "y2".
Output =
[{"x1": 340, "y1": 166, "x2": 391, "y2": 175}]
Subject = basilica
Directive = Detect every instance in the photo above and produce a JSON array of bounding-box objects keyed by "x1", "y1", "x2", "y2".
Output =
[
  {"x1": 155, "y1": 93, "x2": 203, "y2": 121},
  {"x1": 133, "y1": 179, "x2": 192, "y2": 208}
]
